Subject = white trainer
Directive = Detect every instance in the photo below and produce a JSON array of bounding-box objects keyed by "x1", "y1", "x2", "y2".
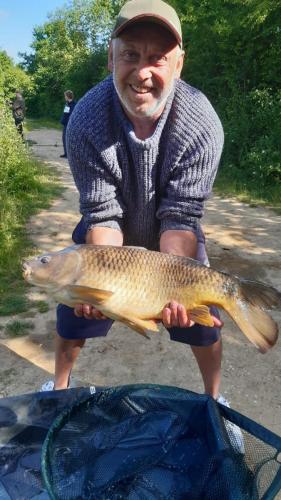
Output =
[
  {"x1": 217, "y1": 394, "x2": 245, "y2": 454},
  {"x1": 40, "y1": 380, "x2": 55, "y2": 392}
]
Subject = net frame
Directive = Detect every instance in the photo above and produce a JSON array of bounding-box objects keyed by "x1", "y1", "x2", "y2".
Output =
[{"x1": 41, "y1": 384, "x2": 281, "y2": 500}]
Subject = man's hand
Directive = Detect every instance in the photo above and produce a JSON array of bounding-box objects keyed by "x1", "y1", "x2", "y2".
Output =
[
  {"x1": 74, "y1": 304, "x2": 107, "y2": 320},
  {"x1": 162, "y1": 300, "x2": 223, "y2": 329},
  {"x1": 162, "y1": 301, "x2": 194, "y2": 328},
  {"x1": 160, "y1": 230, "x2": 223, "y2": 329}
]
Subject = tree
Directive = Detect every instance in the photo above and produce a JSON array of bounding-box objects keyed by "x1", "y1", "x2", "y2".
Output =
[
  {"x1": 21, "y1": 0, "x2": 125, "y2": 118},
  {"x1": 0, "y1": 51, "x2": 32, "y2": 103}
]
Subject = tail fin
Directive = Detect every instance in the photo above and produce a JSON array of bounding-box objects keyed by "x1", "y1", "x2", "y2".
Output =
[{"x1": 225, "y1": 279, "x2": 281, "y2": 353}]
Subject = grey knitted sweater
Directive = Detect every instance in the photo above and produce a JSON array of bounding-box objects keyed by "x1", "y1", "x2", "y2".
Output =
[{"x1": 66, "y1": 76, "x2": 224, "y2": 250}]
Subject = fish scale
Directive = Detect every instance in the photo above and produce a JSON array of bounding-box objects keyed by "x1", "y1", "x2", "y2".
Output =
[{"x1": 77, "y1": 246, "x2": 208, "y2": 315}]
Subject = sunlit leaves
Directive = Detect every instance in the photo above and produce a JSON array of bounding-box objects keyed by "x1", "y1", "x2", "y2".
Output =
[{"x1": 0, "y1": 51, "x2": 32, "y2": 102}]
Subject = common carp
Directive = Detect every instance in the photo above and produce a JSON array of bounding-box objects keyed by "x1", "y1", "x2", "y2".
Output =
[{"x1": 22, "y1": 244, "x2": 281, "y2": 353}]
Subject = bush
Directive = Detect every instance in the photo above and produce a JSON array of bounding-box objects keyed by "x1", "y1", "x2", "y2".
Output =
[
  {"x1": 0, "y1": 101, "x2": 39, "y2": 267},
  {"x1": 218, "y1": 89, "x2": 281, "y2": 195}
]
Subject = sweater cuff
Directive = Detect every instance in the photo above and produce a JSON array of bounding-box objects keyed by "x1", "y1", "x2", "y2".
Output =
[
  {"x1": 87, "y1": 220, "x2": 123, "y2": 232},
  {"x1": 159, "y1": 218, "x2": 198, "y2": 236}
]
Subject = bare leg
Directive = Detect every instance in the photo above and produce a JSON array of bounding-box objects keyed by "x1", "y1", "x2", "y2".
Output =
[
  {"x1": 54, "y1": 333, "x2": 85, "y2": 390},
  {"x1": 190, "y1": 338, "x2": 222, "y2": 399}
]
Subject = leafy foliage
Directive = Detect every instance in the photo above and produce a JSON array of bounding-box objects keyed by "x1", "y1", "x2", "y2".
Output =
[
  {"x1": 0, "y1": 51, "x2": 32, "y2": 103},
  {"x1": 175, "y1": 0, "x2": 281, "y2": 204},
  {"x1": 176, "y1": 0, "x2": 281, "y2": 96},
  {"x1": 20, "y1": 0, "x2": 124, "y2": 118}
]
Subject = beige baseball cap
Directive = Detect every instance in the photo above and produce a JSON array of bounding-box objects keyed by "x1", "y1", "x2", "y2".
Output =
[{"x1": 112, "y1": 0, "x2": 182, "y2": 47}]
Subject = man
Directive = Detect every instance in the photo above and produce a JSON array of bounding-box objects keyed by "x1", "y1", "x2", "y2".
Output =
[
  {"x1": 12, "y1": 90, "x2": 25, "y2": 138},
  {"x1": 60, "y1": 90, "x2": 76, "y2": 158},
  {"x1": 42, "y1": 0, "x2": 225, "y2": 402}
]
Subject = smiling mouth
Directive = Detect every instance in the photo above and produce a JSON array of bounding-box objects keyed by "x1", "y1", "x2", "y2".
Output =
[{"x1": 129, "y1": 84, "x2": 152, "y2": 94}]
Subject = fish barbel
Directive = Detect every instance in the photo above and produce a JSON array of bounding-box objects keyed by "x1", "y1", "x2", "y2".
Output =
[{"x1": 22, "y1": 244, "x2": 281, "y2": 353}]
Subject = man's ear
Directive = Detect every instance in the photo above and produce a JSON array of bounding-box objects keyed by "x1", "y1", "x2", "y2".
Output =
[
  {"x1": 175, "y1": 50, "x2": 185, "y2": 79},
  {"x1": 108, "y1": 41, "x2": 113, "y2": 72}
]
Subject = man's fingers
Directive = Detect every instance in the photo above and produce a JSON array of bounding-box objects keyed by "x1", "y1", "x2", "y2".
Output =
[
  {"x1": 177, "y1": 304, "x2": 191, "y2": 327},
  {"x1": 162, "y1": 307, "x2": 172, "y2": 328},
  {"x1": 162, "y1": 302, "x2": 194, "y2": 328},
  {"x1": 74, "y1": 304, "x2": 107, "y2": 320},
  {"x1": 74, "y1": 304, "x2": 84, "y2": 317},
  {"x1": 162, "y1": 302, "x2": 224, "y2": 329},
  {"x1": 93, "y1": 310, "x2": 107, "y2": 320},
  {"x1": 213, "y1": 316, "x2": 223, "y2": 328},
  {"x1": 82, "y1": 304, "x2": 92, "y2": 316},
  {"x1": 169, "y1": 301, "x2": 178, "y2": 325}
]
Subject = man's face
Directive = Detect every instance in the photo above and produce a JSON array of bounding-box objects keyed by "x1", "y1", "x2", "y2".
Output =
[{"x1": 108, "y1": 23, "x2": 184, "y2": 121}]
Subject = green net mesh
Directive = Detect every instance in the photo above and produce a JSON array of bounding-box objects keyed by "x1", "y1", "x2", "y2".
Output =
[{"x1": 41, "y1": 384, "x2": 281, "y2": 500}]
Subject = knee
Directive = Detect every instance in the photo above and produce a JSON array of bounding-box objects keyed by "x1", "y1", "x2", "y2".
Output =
[{"x1": 57, "y1": 336, "x2": 85, "y2": 355}]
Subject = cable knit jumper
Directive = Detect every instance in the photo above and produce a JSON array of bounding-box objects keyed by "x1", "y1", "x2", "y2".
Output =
[{"x1": 66, "y1": 76, "x2": 224, "y2": 250}]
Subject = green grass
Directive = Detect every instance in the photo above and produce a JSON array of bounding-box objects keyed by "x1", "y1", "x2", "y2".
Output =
[
  {"x1": 25, "y1": 117, "x2": 62, "y2": 132},
  {"x1": 20, "y1": 310, "x2": 37, "y2": 319},
  {"x1": 34, "y1": 300, "x2": 50, "y2": 313},
  {"x1": 214, "y1": 168, "x2": 281, "y2": 215},
  {"x1": 5, "y1": 320, "x2": 35, "y2": 337},
  {"x1": 0, "y1": 287, "x2": 31, "y2": 316},
  {"x1": 0, "y1": 162, "x2": 63, "y2": 316}
]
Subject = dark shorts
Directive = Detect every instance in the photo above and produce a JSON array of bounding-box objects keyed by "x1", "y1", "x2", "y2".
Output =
[{"x1": 56, "y1": 218, "x2": 221, "y2": 347}]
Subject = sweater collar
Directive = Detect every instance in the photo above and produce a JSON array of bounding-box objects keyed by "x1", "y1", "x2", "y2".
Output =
[{"x1": 113, "y1": 83, "x2": 175, "y2": 149}]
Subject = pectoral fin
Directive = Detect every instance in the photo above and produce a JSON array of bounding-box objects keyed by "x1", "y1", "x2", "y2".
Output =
[
  {"x1": 188, "y1": 306, "x2": 215, "y2": 327},
  {"x1": 117, "y1": 315, "x2": 160, "y2": 339},
  {"x1": 65, "y1": 285, "x2": 113, "y2": 306}
]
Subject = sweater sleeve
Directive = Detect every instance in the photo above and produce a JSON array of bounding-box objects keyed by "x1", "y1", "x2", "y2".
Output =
[
  {"x1": 67, "y1": 131, "x2": 125, "y2": 233},
  {"x1": 157, "y1": 119, "x2": 224, "y2": 235}
]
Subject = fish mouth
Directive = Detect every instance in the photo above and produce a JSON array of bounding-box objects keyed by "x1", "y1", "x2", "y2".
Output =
[{"x1": 22, "y1": 262, "x2": 32, "y2": 280}]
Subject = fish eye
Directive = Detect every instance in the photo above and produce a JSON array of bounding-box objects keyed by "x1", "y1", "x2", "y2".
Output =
[{"x1": 40, "y1": 256, "x2": 51, "y2": 264}]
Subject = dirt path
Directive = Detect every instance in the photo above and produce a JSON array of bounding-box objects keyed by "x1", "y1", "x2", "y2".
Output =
[{"x1": 1, "y1": 128, "x2": 280, "y2": 437}]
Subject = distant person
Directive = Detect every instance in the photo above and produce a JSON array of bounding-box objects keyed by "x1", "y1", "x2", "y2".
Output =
[
  {"x1": 60, "y1": 90, "x2": 76, "y2": 158},
  {"x1": 12, "y1": 90, "x2": 25, "y2": 138}
]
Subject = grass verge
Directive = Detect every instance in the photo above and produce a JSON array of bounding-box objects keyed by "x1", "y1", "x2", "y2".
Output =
[
  {"x1": 5, "y1": 320, "x2": 35, "y2": 337},
  {"x1": 0, "y1": 160, "x2": 63, "y2": 316},
  {"x1": 214, "y1": 168, "x2": 281, "y2": 215},
  {"x1": 25, "y1": 117, "x2": 62, "y2": 132}
]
